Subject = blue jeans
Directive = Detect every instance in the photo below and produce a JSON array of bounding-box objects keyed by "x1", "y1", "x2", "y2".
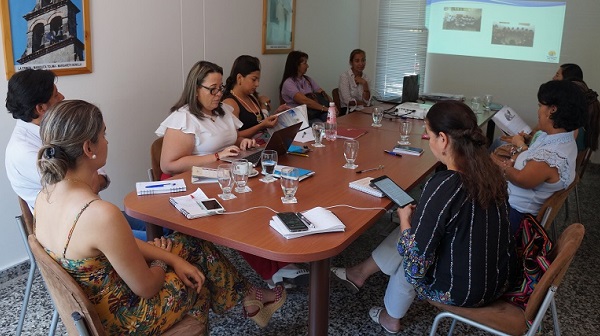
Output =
[
  {"x1": 508, "y1": 206, "x2": 526, "y2": 237},
  {"x1": 123, "y1": 211, "x2": 148, "y2": 241}
]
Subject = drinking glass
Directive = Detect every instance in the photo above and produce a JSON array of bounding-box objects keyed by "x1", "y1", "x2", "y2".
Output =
[
  {"x1": 260, "y1": 150, "x2": 278, "y2": 183},
  {"x1": 311, "y1": 122, "x2": 325, "y2": 147},
  {"x1": 470, "y1": 96, "x2": 481, "y2": 113},
  {"x1": 217, "y1": 164, "x2": 235, "y2": 200},
  {"x1": 280, "y1": 167, "x2": 299, "y2": 203},
  {"x1": 343, "y1": 139, "x2": 359, "y2": 169},
  {"x1": 371, "y1": 107, "x2": 383, "y2": 127},
  {"x1": 483, "y1": 94, "x2": 493, "y2": 111},
  {"x1": 398, "y1": 119, "x2": 413, "y2": 145},
  {"x1": 232, "y1": 159, "x2": 250, "y2": 193}
]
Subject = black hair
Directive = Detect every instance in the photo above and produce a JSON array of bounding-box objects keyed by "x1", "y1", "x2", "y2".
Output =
[
  {"x1": 560, "y1": 63, "x2": 583, "y2": 81},
  {"x1": 279, "y1": 50, "x2": 309, "y2": 93},
  {"x1": 537, "y1": 80, "x2": 586, "y2": 132},
  {"x1": 6, "y1": 69, "x2": 56, "y2": 122},
  {"x1": 224, "y1": 55, "x2": 261, "y2": 93}
]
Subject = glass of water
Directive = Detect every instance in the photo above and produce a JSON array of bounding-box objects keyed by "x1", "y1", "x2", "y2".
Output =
[
  {"x1": 371, "y1": 107, "x2": 383, "y2": 127},
  {"x1": 470, "y1": 96, "x2": 481, "y2": 113},
  {"x1": 343, "y1": 139, "x2": 359, "y2": 169},
  {"x1": 483, "y1": 94, "x2": 493, "y2": 111},
  {"x1": 217, "y1": 164, "x2": 235, "y2": 200},
  {"x1": 232, "y1": 159, "x2": 250, "y2": 193},
  {"x1": 280, "y1": 167, "x2": 299, "y2": 204},
  {"x1": 398, "y1": 119, "x2": 413, "y2": 145},
  {"x1": 311, "y1": 122, "x2": 325, "y2": 147},
  {"x1": 260, "y1": 150, "x2": 278, "y2": 183}
]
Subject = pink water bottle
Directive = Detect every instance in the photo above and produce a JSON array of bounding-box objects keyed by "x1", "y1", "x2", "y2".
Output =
[{"x1": 325, "y1": 102, "x2": 337, "y2": 141}]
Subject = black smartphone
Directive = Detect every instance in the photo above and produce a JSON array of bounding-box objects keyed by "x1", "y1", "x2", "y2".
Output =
[
  {"x1": 276, "y1": 212, "x2": 309, "y2": 232},
  {"x1": 370, "y1": 175, "x2": 415, "y2": 208}
]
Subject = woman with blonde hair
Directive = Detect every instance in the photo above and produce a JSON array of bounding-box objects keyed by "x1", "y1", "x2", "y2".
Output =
[{"x1": 34, "y1": 100, "x2": 285, "y2": 333}]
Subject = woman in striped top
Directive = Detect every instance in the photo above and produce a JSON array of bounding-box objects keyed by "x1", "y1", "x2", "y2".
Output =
[{"x1": 332, "y1": 101, "x2": 516, "y2": 334}]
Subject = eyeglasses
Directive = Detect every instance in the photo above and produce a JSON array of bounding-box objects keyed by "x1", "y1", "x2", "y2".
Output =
[{"x1": 200, "y1": 84, "x2": 226, "y2": 95}]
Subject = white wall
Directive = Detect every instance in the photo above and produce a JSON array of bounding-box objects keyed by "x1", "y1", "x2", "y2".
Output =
[{"x1": 0, "y1": 0, "x2": 361, "y2": 270}]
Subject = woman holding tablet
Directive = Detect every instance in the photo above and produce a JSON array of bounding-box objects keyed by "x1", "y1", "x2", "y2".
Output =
[{"x1": 332, "y1": 101, "x2": 515, "y2": 334}]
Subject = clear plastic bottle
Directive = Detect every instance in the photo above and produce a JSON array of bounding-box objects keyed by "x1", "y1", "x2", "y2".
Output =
[{"x1": 325, "y1": 102, "x2": 337, "y2": 141}]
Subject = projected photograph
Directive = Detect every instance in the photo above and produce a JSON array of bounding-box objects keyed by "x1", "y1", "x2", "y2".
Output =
[
  {"x1": 442, "y1": 7, "x2": 482, "y2": 32},
  {"x1": 491, "y1": 22, "x2": 535, "y2": 47}
]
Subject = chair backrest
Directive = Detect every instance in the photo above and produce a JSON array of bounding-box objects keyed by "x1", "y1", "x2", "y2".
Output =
[
  {"x1": 150, "y1": 137, "x2": 164, "y2": 181},
  {"x1": 28, "y1": 234, "x2": 107, "y2": 336},
  {"x1": 524, "y1": 223, "x2": 584, "y2": 322},
  {"x1": 576, "y1": 147, "x2": 592, "y2": 180},
  {"x1": 332, "y1": 88, "x2": 341, "y2": 113},
  {"x1": 536, "y1": 176, "x2": 579, "y2": 229},
  {"x1": 18, "y1": 197, "x2": 34, "y2": 236}
]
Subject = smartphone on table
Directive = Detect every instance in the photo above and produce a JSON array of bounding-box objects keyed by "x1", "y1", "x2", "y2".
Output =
[
  {"x1": 276, "y1": 212, "x2": 309, "y2": 232},
  {"x1": 199, "y1": 198, "x2": 226, "y2": 214}
]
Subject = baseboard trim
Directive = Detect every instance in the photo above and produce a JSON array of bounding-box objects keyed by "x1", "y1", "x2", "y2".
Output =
[{"x1": 0, "y1": 260, "x2": 30, "y2": 285}]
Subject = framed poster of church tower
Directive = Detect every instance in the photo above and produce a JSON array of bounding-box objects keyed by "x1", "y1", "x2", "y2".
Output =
[{"x1": 0, "y1": 0, "x2": 91, "y2": 79}]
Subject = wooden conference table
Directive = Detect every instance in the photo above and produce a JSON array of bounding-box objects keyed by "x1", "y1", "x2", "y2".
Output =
[{"x1": 123, "y1": 106, "x2": 491, "y2": 335}]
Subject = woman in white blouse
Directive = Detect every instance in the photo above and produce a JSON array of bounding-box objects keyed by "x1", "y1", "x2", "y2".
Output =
[
  {"x1": 156, "y1": 61, "x2": 256, "y2": 176},
  {"x1": 338, "y1": 49, "x2": 371, "y2": 114}
]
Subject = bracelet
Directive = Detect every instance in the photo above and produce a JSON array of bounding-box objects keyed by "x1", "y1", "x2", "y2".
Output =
[
  {"x1": 150, "y1": 260, "x2": 167, "y2": 273},
  {"x1": 214, "y1": 152, "x2": 220, "y2": 161}
]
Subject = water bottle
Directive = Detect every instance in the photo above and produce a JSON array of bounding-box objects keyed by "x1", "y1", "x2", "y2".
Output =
[{"x1": 325, "y1": 102, "x2": 337, "y2": 141}]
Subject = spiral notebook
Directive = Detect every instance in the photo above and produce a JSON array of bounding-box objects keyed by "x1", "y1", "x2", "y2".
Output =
[
  {"x1": 349, "y1": 177, "x2": 383, "y2": 197},
  {"x1": 136, "y1": 179, "x2": 186, "y2": 196}
]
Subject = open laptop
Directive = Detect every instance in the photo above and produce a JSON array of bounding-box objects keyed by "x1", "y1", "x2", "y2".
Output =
[{"x1": 221, "y1": 122, "x2": 303, "y2": 167}]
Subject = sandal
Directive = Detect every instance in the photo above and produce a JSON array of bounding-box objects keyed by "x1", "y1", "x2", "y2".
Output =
[
  {"x1": 369, "y1": 307, "x2": 401, "y2": 335},
  {"x1": 245, "y1": 285, "x2": 287, "y2": 328}
]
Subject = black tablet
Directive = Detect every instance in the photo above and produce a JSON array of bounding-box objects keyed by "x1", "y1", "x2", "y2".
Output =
[{"x1": 370, "y1": 175, "x2": 415, "y2": 208}]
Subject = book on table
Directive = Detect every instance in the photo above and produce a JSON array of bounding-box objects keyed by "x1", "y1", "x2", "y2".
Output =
[
  {"x1": 191, "y1": 166, "x2": 218, "y2": 184},
  {"x1": 349, "y1": 177, "x2": 384, "y2": 197},
  {"x1": 136, "y1": 179, "x2": 186, "y2": 196},
  {"x1": 392, "y1": 145, "x2": 424, "y2": 156},
  {"x1": 491, "y1": 106, "x2": 532, "y2": 136},
  {"x1": 266, "y1": 165, "x2": 315, "y2": 181},
  {"x1": 269, "y1": 207, "x2": 346, "y2": 239},
  {"x1": 169, "y1": 188, "x2": 224, "y2": 219},
  {"x1": 336, "y1": 127, "x2": 368, "y2": 140}
]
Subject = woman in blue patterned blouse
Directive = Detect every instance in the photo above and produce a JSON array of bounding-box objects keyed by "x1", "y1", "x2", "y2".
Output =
[{"x1": 332, "y1": 101, "x2": 516, "y2": 334}]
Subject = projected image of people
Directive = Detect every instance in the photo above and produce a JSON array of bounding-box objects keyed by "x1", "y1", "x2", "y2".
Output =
[
  {"x1": 442, "y1": 7, "x2": 482, "y2": 32},
  {"x1": 491, "y1": 23, "x2": 535, "y2": 47}
]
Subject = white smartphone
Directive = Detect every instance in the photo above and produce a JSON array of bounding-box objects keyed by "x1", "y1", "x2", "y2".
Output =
[{"x1": 200, "y1": 198, "x2": 226, "y2": 214}]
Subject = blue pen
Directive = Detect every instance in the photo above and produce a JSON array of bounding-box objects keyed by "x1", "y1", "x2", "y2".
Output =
[
  {"x1": 145, "y1": 182, "x2": 175, "y2": 188},
  {"x1": 384, "y1": 150, "x2": 402, "y2": 157}
]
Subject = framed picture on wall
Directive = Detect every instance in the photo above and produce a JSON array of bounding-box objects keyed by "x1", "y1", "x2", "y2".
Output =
[
  {"x1": 0, "y1": 0, "x2": 92, "y2": 79},
  {"x1": 262, "y1": 0, "x2": 295, "y2": 54}
]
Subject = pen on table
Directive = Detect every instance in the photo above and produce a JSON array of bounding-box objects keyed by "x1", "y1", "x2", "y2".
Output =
[
  {"x1": 384, "y1": 150, "x2": 402, "y2": 157},
  {"x1": 145, "y1": 182, "x2": 176, "y2": 188},
  {"x1": 297, "y1": 212, "x2": 316, "y2": 229},
  {"x1": 356, "y1": 165, "x2": 384, "y2": 174},
  {"x1": 288, "y1": 152, "x2": 309, "y2": 157}
]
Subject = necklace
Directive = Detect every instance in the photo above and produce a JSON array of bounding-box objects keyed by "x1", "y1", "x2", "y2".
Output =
[
  {"x1": 202, "y1": 112, "x2": 216, "y2": 122},
  {"x1": 65, "y1": 178, "x2": 93, "y2": 191},
  {"x1": 230, "y1": 90, "x2": 263, "y2": 122}
]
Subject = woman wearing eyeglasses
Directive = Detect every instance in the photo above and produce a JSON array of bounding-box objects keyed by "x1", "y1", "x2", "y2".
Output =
[{"x1": 156, "y1": 61, "x2": 256, "y2": 176}]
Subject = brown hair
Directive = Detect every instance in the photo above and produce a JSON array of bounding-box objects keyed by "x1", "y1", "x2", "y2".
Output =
[{"x1": 426, "y1": 101, "x2": 508, "y2": 207}]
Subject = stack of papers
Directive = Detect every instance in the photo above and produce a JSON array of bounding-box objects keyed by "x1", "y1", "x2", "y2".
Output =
[
  {"x1": 269, "y1": 207, "x2": 345, "y2": 239},
  {"x1": 169, "y1": 188, "x2": 219, "y2": 219},
  {"x1": 191, "y1": 166, "x2": 218, "y2": 184}
]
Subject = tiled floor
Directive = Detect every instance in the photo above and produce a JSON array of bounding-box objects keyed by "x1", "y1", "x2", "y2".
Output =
[{"x1": 2, "y1": 165, "x2": 599, "y2": 335}]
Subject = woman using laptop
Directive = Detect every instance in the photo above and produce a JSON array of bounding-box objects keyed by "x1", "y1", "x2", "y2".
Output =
[
  {"x1": 332, "y1": 101, "x2": 515, "y2": 334},
  {"x1": 156, "y1": 61, "x2": 256, "y2": 177},
  {"x1": 222, "y1": 55, "x2": 289, "y2": 140},
  {"x1": 34, "y1": 100, "x2": 286, "y2": 333}
]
